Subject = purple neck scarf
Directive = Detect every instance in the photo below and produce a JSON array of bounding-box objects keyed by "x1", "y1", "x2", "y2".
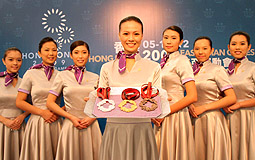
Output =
[
  {"x1": 30, "y1": 63, "x2": 54, "y2": 81},
  {"x1": 193, "y1": 61, "x2": 203, "y2": 75},
  {"x1": 65, "y1": 65, "x2": 85, "y2": 84},
  {"x1": 160, "y1": 53, "x2": 170, "y2": 69},
  {"x1": 0, "y1": 71, "x2": 18, "y2": 87},
  {"x1": 227, "y1": 57, "x2": 245, "y2": 75},
  {"x1": 117, "y1": 51, "x2": 138, "y2": 73}
]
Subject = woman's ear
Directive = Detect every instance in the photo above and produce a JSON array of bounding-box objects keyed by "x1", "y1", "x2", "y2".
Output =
[
  {"x1": 2, "y1": 58, "x2": 6, "y2": 66},
  {"x1": 179, "y1": 39, "x2": 184, "y2": 46}
]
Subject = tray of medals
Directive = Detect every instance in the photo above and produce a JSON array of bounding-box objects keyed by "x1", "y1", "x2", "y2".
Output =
[{"x1": 93, "y1": 82, "x2": 162, "y2": 118}]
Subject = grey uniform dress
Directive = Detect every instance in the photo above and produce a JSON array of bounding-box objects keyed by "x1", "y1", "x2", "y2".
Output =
[
  {"x1": 0, "y1": 76, "x2": 25, "y2": 160},
  {"x1": 49, "y1": 69, "x2": 102, "y2": 160},
  {"x1": 227, "y1": 57, "x2": 255, "y2": 160},
  {"x1": 192, "y1": 60, "x2": 232, "y2": 160},
  {"x1": 18, "y1": 68, "x2": 62, "y2": 160},
  {"x1": 154, "y1": 51, "x2": 195, "y2": 160},
  {"x1": 98, "y1": 54, "x2": 161, "y2": 160}
]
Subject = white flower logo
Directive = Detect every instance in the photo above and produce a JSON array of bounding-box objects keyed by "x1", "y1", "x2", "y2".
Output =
[
  {"x1": 42, "y1": 9, "x2": 66, "y2": 33},
  {"x1": 57, "y1": 26, "x2": 75, "y2": 44},
  {"x1": 55, "y1": 39, "x2": 63, "y2": 50}
]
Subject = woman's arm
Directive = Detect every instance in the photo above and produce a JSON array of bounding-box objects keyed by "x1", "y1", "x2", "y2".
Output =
[
  {"x1": 16, "y1": 92, "x2": 56, "y2": 123},
  {"x1": 47, "y1": 93, "x2": 86, "y2": 129},
  {"x1": 12, "y1": 111, "x2": 30, "y2": 129},
  {"x1": 170, "y1": 80, "x2": 197, "y2": 114},
  {"x1": 0, "y1": 115, "x2": 17, "y2": 129},
  {"x1": 228, "y1": 98, "x2": 255, "y2": 111},
  {"x1": 190, "y1": 88, "x2": 236, "y2": 117}
]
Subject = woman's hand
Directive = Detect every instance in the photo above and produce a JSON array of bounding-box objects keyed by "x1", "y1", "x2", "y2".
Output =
[
  {"x1": 84, "y1": 97, "x2": 89, "y2": 102},
  {"x1": 40, "y1": 109, "x2": 58, "y2": 123},
  {"x1": 151, "y1": 118, "x2": 165, "y2": 127},
  {"x1": 189, "y1": 105, "x2": 198, "y2": 118},
  {"x1": 11, "y1": 114, "x2": 27, "y2": 130},
  {"x1": 80, "y1": 117, "x2": 96, "y2": 128},
  {"x1": 189, "y1": 104, "x2": 206, "y2": 118},
  {"x1": 3, "y1": 118, "x2": 18, "y2": 130},
  {"x1": 222, "y1": 107, "x2": 233, "y2": 114},
  {"x1": 222, "y1": 103, "x2": 241, "y2": 114},
  {"x1": 193, "y1": 105, "x2": 206, "y2": 116},
  {"x1": 69, "y1": 116, "x2": 87, "y2": 130},
  {"x1": 228, "y1": 102, "x2": 241, "y2": 111}
]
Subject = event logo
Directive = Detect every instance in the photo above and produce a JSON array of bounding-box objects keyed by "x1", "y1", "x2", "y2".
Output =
[
  {"x1": 57, "y1": 26, "x2": 75, "y2": 44},
  {"x1": 52, "y1": 0, "x2": 63, "y2": 7},
  {"x1": 3, "y1": 42, "x2": 13, "y2": 50},
  {"x1": 204, "y1": 8, "x2": 214, "y2": 18},
  {"x1": 4, "y1": 14, "x2": 14, "y2": 24},
  {"x1": 14, "y1": 27, "x2": 24, "y2": 38},
  {"x1": 42, "y1": 9, "x2": 66, "y2": 33},
  {"x1": 215, "y1": 23, "x2": 225, "y2": 32},
  {"x1": 14, "y1": 0, "x2": 25, "y2": 9},
  {"x1": 244, "y1": 8, "x2": 254, "y2": 18},
  {"x1": 92, "y1": 25, "x2": 103, "y2": 34},
  {"x1": 55, "y1": 39, "x2": 63, "y2": 51},
  {"x1": 82, "y1": 10, "x2": 93, "y2": 21},
  {"x1": 165, "y1": 9, "x2": 174, "y2": 18},
  {"x1": 41, "y1": 8, "x2": 75, "y2": 50},
  {"x1": 93, "y1": 0, "x2": 104, "y2": 6}
]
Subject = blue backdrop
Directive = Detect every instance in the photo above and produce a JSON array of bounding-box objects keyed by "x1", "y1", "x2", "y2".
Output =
[{"x1": 1, "y1": 0, "x2": 255, "y2": 132}]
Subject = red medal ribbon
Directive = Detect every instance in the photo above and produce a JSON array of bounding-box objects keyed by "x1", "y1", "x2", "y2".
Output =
[
  {"x1": 97, "y1": 87, "x2": 111, "y2": 99},
  {"x1": 141, "y1": 82, "x2": 159, "y2": 99},
  {"x1": 121, "y1": 88, "x2": 140, "y2": 100}
]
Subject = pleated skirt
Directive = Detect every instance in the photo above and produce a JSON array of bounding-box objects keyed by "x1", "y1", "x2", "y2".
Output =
[
  {"x1": 227, "y1": 108, "x2": 255, "y2": 160},
  {"x1": 55, "y1": 118, "x2": 102, "y2": 160},
  {"x1": 193, "y1": 110, "x2": 231, "y2": 160},
  {"x1": 99, "y1": 118, "x2": 159, "y2": 160},
  {"x1": 154, "y1": 107, "x2": 195, "y2": 160},
  {"x1": 19, "y1": 114, "x2": 62, "y2": 160},
  {"x1": 0, "y1": 122, "x2": 25, "y2": 160}
]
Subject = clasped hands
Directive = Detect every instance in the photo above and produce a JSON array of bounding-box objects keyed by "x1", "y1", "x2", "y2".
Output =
[
  {"x1": 70, "y1": 116, "x2": 96, "y2": 130},
  {"x1": 151, "y1": 97, "x2": 172, "y2": 127}
]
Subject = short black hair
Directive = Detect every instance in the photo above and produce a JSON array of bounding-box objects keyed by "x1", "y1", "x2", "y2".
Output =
[
  {"x1": 163, "y1": 25, "x2": 183, "y2": 41},
  {"x1": 3, "y1": 47, "x2": 22, "y2": 60},
  {"x1": 119, "y1": 16, "x2": 143, "y2": 33},
  {"x1": 193, "y1": 36, "x2": 212, "y2": 48},
  {"x1": 39, "y1": 37, "x2": 57, "y2": 52},
  {"x1": 70, "y1": 40, "x2": 90, "y2": 54},
  {"x1": 229, "y1": 31, "x2": 250, "y2": 45}
]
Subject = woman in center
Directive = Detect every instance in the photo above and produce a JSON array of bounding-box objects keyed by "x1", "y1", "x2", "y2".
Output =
[
  {"x1": 47, "y1": 40, "x2": 102, "y2": 160},
  {"x1": 154, "y1": 26, "x2": 197, "y2": 160},
  {"x1": 98, "y1": 16, "x2": 161, "y2": 160}
]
